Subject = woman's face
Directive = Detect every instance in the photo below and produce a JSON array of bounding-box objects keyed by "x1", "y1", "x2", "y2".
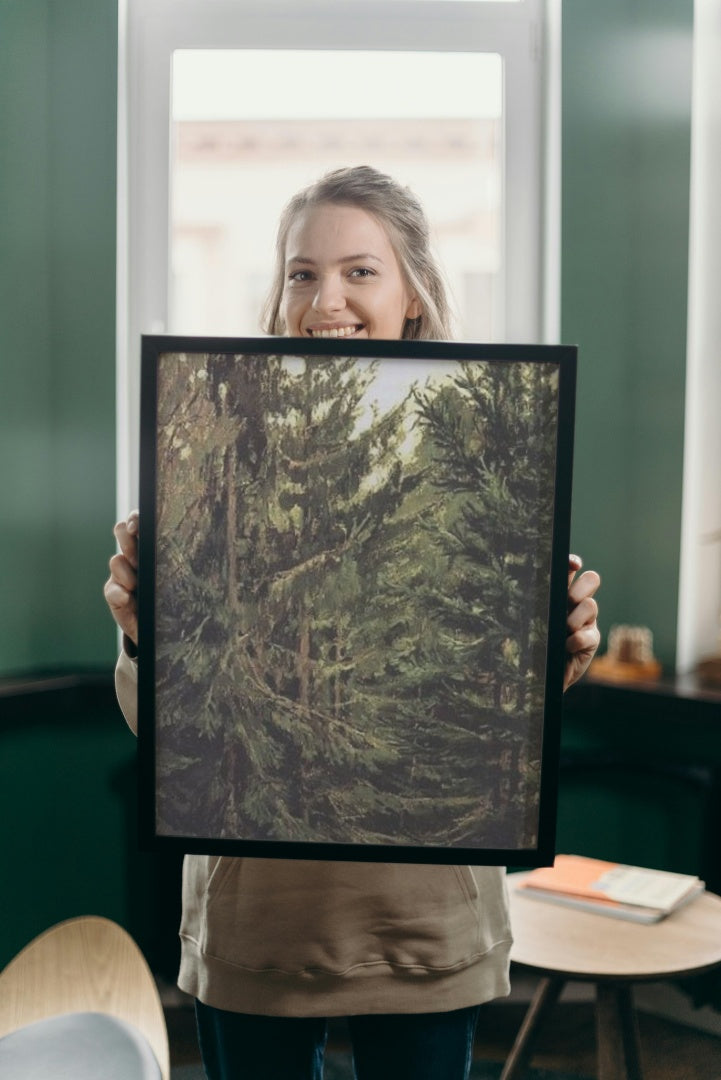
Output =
[{"x1": 280, "y1": 203, "x2": 421, "y2": 340}]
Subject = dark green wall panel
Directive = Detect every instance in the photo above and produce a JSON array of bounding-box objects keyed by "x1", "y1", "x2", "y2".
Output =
[
  {"x1": 0, "y1": 682, "x2": 184, "y2": 975},
  {"x1": 0, "y1": 694, "x2": 133, "y2": 965},
  {"x1": 0, "y1": 2, "x2": 54, "y2": 671},
  {"x1": 0, "y1": 0, "x2": 118, "y2": 674},
  {"x1": 562, "y1": 1, "x2": 693, "y2": 669}
]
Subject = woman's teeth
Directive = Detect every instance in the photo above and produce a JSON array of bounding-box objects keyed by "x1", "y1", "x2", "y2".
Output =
[{"x1": 310, "y1": 325, "x2": 360, "y2": 338}]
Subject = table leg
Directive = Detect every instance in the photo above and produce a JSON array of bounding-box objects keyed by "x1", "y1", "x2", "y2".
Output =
[
  {"x1": 499, "y1": 976, "x2": 565, "y2": 1080},
  {"x1": 596, "y1": 982, "x2": 643, "y2": 1080}
]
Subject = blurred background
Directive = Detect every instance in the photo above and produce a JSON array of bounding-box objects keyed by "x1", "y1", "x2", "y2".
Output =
[{"x1": 2, "y1": 4, "x2": 720, "y2": 1048}]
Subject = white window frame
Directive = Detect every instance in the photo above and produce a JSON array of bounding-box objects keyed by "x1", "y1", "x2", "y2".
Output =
[
  {"x1": 117, "y1": 0, "x2": 559, "y2": 513},
  {"x1": 676, "y1": 0, "x2": 721, "y2": 675}
]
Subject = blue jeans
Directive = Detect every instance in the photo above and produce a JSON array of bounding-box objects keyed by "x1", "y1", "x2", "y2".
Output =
[{"x1": 195, "y1": 1000, "x2": 481, "y2": 1080}]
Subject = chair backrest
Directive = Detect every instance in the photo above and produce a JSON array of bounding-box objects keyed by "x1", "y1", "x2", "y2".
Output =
[{"x1": 0, "y1": 915, "x2": 170, "y2": 1080}]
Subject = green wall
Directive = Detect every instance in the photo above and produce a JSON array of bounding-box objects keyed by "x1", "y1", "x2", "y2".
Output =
[
  {"x1": 562, "y1": 0, "x2": 693, "y2": 670},
  {"x1": 0, "y1": 0, "x2": 118, "y2": 675},
  {"x1": 0, "y1": 0, "x2": 129, "y2": 968}
]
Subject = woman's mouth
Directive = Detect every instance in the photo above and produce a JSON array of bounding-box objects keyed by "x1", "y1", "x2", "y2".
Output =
[{"x1": 307, "y1": 324, "x2": 364, "y2": 338}]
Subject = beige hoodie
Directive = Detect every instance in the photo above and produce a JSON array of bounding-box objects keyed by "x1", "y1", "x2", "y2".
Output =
[{"x1": 116, "y1": 650, "x2": 512, "y2": 1016}]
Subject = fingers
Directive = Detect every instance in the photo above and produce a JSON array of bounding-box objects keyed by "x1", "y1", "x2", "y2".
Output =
[
  {"x1": 567, "y1": 562, "x2": 601, "y2": 641},
  {"x1": 104, "y1": 511, "x2": 140, "y2": 645},
  {"x1": 567, "y1": 553, "x2": 583, "y2": 588},
  {"x1": 566, "y1": 590, "x2": 599, "y2": 636},
  {"x1": 107, "y1": 551, "x2": 137, "y2": 595},
  {"x1": 565, "y1": 622, "x2": 601, "y2": 658},
  {"x1": 103, "y1": 574, "x2": 136, "y2": 616},
  {"x1": 563, "y1": 612, "x2": 602, "y2": 689},
  {"x1": 564, "y1": 557, "x2": 601, "y2": 690},
  {"x1": 113, "y1": 509, "x2": 139, "y2": 568},
  {"x1": 568, "y1": 567, "x2": 601, "y2": 610},
  {"x1": 103, "y1": 574, "x2": 138, "y2": 644}
]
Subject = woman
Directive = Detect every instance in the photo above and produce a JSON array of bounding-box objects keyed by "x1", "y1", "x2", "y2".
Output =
[{"x1": 106, "y1": 166, "x2": 601, "y2": 1080}]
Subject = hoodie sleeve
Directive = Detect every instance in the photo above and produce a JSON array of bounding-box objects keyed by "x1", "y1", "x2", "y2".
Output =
[{"x1": 115, "y1": 644, "x2": 139, "y2": 736}]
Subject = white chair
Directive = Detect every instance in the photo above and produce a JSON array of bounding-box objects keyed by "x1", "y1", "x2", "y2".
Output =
[{"x1": 0, "y1": 915, "x2": 170, "y2": 1079}]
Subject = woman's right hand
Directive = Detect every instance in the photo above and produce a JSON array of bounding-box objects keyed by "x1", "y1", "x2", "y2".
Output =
[{"x1": 104, "y1": 510, "x2": 139, "y2": 646}]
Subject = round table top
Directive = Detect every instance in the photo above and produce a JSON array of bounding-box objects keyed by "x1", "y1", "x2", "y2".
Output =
[{"x1": 508, "y1": 871, "x2": 721, "y2": 981}]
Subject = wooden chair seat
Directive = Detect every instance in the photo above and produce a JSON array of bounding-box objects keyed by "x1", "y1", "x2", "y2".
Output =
[{"x1": 0, "y1": 916, "x2": 169, "y2": 1079}]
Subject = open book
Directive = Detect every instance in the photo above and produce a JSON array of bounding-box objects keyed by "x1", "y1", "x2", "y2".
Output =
[{"x1": 515, "y1": 854, "x2": 705, "y2": 923}]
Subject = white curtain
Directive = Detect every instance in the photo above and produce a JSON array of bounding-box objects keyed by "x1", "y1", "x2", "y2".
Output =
[{"x1": 677, "y1": 0, "x2": 721, "y2": 672}]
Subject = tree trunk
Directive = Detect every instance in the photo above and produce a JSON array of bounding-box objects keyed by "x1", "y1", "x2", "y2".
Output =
[
  {"x1": 225, "y1": 442, "x2": 238, "y2": 611},
  {"x1": 298, "y1": 600, "x2": 311, "y2": 711}
]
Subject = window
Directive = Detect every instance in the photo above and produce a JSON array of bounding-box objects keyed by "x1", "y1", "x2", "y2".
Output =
[
  {"x1": 118, "y1": 0, "x2": 557, "y2": 510},
  {"x1": 169, "y1": 49, "x2": 503, "y2": 340}
]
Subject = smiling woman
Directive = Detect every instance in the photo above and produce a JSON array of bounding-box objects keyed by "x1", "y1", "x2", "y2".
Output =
[{"x1": 263, "y1": 167, "x2": 452, "y2": 342}]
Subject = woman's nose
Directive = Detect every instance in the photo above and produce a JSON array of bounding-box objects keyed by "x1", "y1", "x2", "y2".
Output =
[{"x1": 312, "y1": 274, "x2": 345, "y2": 314}]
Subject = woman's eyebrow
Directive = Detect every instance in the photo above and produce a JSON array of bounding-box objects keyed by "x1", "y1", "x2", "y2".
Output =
[
  {"x1": 339, "y1": 253, "x2": 384, "y2": 264},
  {"x1": 286, "y1": 253, "x2": 384, "y2": 266}
]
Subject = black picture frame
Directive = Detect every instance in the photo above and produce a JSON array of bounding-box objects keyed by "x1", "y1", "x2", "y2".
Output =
[{"x1": 138, "y1": 335, "x2": 576, "y2": 865}]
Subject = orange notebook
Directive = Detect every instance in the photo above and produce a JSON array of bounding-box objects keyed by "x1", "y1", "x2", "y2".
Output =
[{"x1": 516, "y1": 854, "x2": 704, "y2": 923}]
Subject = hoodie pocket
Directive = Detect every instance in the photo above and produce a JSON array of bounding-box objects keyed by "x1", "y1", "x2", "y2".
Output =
[
  {"x1": 182, "y1": 856, "x2": 509, "y2": 976},
  {"x1": 454, "y1": 864, "x2": 480, "y2": 906}
]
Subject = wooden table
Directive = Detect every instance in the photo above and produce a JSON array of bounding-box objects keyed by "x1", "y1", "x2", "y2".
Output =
[{"x1": 502, "y1": 874, "x2": 721, "y2": 1080}]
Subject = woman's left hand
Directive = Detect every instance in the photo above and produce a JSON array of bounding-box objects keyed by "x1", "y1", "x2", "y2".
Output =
[{"x1": 564, "y1": 554, "x2": 601, "y2": 691}]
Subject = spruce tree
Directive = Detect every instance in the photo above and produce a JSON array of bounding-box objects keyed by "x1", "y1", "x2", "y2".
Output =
[
  {"x1": 400, "y1": 360, "x2": 559, "y2": 849},
  {"x1": 154, "y1": 353, "x2": 423, "y2": 842}
]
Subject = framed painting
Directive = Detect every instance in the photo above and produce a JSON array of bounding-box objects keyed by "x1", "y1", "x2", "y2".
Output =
[{"x1": 137, "y1": 336, "x2": 576, "y2": 865}]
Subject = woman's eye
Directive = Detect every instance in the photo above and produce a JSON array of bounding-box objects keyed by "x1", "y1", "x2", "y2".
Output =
[
  {"x1": 288, "y1": 269, "x2": 313, "y2": 283},
  {"x1": 349, "y1": 267, "x2": 375, "y2": 279}
]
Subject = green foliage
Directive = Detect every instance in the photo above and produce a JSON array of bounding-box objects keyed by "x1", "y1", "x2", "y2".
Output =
[
  {"x1": 153, "y1": 354, "x2": 559, "y2": 851},
  {"x1": 408, "y1": 362, "x2": 559, "y2": 845}
]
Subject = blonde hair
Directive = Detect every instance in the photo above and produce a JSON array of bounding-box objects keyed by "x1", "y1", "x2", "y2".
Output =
[{"x1": 262, "y1": 165, "x2": 453, "y2": 341}]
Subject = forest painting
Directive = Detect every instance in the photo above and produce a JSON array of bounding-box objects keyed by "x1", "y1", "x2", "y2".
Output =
[{"x1": 140, "y1": 338, "x2": 574, "y2": 862}]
